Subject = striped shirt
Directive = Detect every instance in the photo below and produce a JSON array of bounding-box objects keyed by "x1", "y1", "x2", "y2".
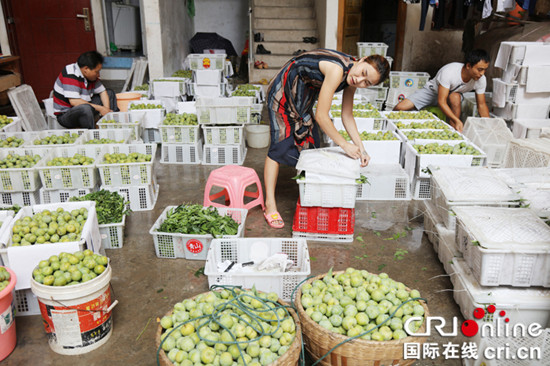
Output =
[{"x1": 53, "y1": 63, "x2": 106, "y2": 114}]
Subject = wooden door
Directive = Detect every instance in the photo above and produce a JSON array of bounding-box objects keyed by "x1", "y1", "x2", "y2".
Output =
[
  {"x1": 5, "y1": 0, "x2": 97, "y2": 100},
  {"x1": 337, "y1": 0, "x2": 363, "y2": 55}
]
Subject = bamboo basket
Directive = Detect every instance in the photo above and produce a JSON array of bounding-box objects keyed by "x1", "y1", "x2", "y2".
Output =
[
  {"x1": 155, "y1": 290, "x2": 303, "y2": 366},
  {"x1": 295, "y1": 271, "x2": 429, "y2": 366}
]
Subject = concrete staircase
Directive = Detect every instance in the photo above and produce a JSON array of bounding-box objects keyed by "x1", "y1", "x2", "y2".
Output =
[{"x1": 249, "y1": 0, "x2": 320, "y2": 83}]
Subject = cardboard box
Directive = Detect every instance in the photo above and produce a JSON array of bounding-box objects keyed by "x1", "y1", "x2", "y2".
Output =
[{"x1": 0, "y1": 71, "x2": 21, "y2": 92}]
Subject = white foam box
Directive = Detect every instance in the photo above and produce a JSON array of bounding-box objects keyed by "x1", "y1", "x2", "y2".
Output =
[
  {"x1": 454, "y1": 206, "x2": 550, "y2": 287},
  {"x1": 430, "y1": 166, "x2": 520, "y2": 232},
  {"x1": 128, "y1": 100, "x2": 167, "y2": 129},
  {"x1": 96, "y1": 143, "x2": 157, "y2": 187},
  {"x1": 149, "y1": 206, "x2": 247, "y2": 260},
  {"x1": 176, "y1": 101, "x2": 196, "y2": 115},
  {"x1": 204, "y1": 238, "x2": 311, "y2": 303},
  {"x1": 0, "y1": 148, "x2": 46, "y2": 192},
  {"x1": 35, "y1": 146, "x2": 98, "y2": 190},
  {"x1": 194, "y1": 70, "x2": 222, "y2": 86},
  {"x1": 329, "y1": 130, "x2": 401, "y2": 165},
  {"x1": 0, "y1": 201, "x2": 102, "y2": 290},
  {"x1": 202, "y1": 143, "x2": 247, "y2": 166},
  {"x1": 160, "y1": 139, "x2": 203, "y2": 165},
  {"x1": 450, "y1": 258, "x2": 550, "y2": 328},
  {"x1": 97, "y1": 111, "x2": 145, "y2": 142},
  {"x1": 101, "y1": 176, "x2": 159, "y2": 212},
  {"x1": 356, "y1": 163, "x2": 410, "y2": 201},
  {"x1": 513, "y1": 119, "x2": 550, "y2": 139},
  {"x1": 403, "y1": 140, "x2": 487, "y2": 180},
  {"x1": 151, "y1": 77, "x2": 188, "y2": 98}
]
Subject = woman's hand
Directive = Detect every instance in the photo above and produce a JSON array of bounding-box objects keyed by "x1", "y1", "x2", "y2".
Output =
[
  {"x1": 341, "y1": 142, "x2": 362, "y2": 160},
  {"x1": 360, "y1": 150, "x2": 370, "y2": 167}
]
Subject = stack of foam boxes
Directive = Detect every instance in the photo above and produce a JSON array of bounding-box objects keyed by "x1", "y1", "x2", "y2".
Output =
[
  {"x1": 97, "y1": 143, "x2": 159, "y2": 212},
  {"x1": 291, "y1": 148, "x2": 357, "y2": 243},
  {"x1": 355, "y1": 42, "x2": 390, "y2": 110},
  {"x1": 492, "y1": 41, "x2": 550, "y2": 127},
  {"x1": 196, "y1": 96, "x2": 253, "y2": 166},
  {"x1": 186, "y1": 53, "x2": 228, "y2": 99},
  {"x1": 158, "y1": 102, "x2": 202, "y2": 165},
  {"x1": 424, "y1": 166, "x2": 550, "y2": 358}
]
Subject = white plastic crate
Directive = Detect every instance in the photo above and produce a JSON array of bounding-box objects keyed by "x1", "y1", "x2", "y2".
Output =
[
  {"x1": 454, "y1": 206, "x2": 550, "y2": 287},
  {"x1": 194, "y1": 70, "x2": 222, "y2": 85},
  {"x1": 80, "y1": 128, "x2": 132, "y2": 145},
  {"x1": 297, "y1": 179, "x2": 358, "y2": 208},
  {"x1": 160, "y1": 124, "x2": 200, "y2": 144},
  {"x1": 142, "y1": 128, "x2": 162, "y2": 143},
  {"x1": 204, "y1": 237, "x2": 311, "y2": 302},
  {"x1": 513, "y1": 119, "x2": 550, "y2": 139},
  {"x1": 97, "y1": 111, "x2": 145, "y2": 142},
  {"x1": 160, "y1": 140, "x2": 203, "y2": 165},
  {"x1": 36, "y1": 146, "x2": 98, "y2": 190},
  {"x1": 99, "y1": 214, "x2": 125, "y2": 249},
  {"x1": 496, "y1": 41, "x2": 550, "y2": 68},
  {"x1": 202, "y1": 124, "x2": 245, "y2": 145},
  {"x1": 332, "y1": 116, "x2": 386, "y2": 132},
  {"x1": 0, "y1": 148, "x2": 46, "y2": 192},
  {"x1": 404, "y1": 140, "x2": 487, "y2": 180},
  {"x1": 461, "y1": 92, "x2": 493, "y2": 120},
  {"x1": 463, "y1": 117, "x2": 513, "y2": 165},
  {"x1": 102, "y1": 180, "x2": 159, "y2": 212},
  {"x1": 292, "y1": 231, "x2": 354, "y2": 243},
  {"x1": 39, "y1": 187, "x2": 94, "y2": 204},
  {"x1": 357, "y1": 42, "x2": 388, "y2": 57},
  {"x1": 196, "y1": 97, "x2": 254, "y2": 125},
  {"x1": 385, "y1": 88, "x2": 414, "y2": 107},
  {"x1": 412, "y1": 176, "x2": 431, "y2": 200},
  {"x1": 356, "y1": 86, "x2": 388, "y2": 101},
  {"x1": 0, "y1": 190, "x2": 40, "y2": 206},
  {"x1": 97, "y1": 144, "x2": 157, "y2": 186},
  {"x1": 0, "y1": 131, "x2": 29, "y2": 150},
  {"x1": 151, "y1": 77, "x2": 188, "y2": 98},
  {"x1": 0, "y1": 117, "x2": 22, "y2": 133},
  {"x1": 0, "y1": 201, "x2": 101, "y2": 290},
  {"x1": 329, "y1": 130, "x2": 401, "y2": 164},
  {"x1": 149, "y1": 206, "x2": 247, "y2": 260},
  {"x1": 493, "y1": 78, "x2": 550, "y2": 106},
  {"x1": 430, "y1": 166, "x2": 520, "y2": 231},
  {"x1": 517, "y1": 187, "x2": 550, "y2": 220},
  {"x1": 188, "y1": 53, "x2": 226, "y2": 71},
  {"x1": 501, "y1": 62, "x2": 529, "y2": 84},
  {"x1": 356, "y1": 163, "x2": 410, "y2": 200},
  {"x1": 493, "y1": 167, "x2": 550, "y2": 190},
  {"x1": 389, "y1": 71, "x2": 430, "y2": 90},
  {"x1": 503, "y1": 138, "x2": 550, "y2": 168},
  {"x1": 450, "y1": 258, "x2": 550, "y2": 328},
  {"x1": 423, "y1": 201, "x2": 455, "y2": 257},
  {"x1": 24, "y1": 129, "x2": 86, "y2": 148},
  {"x1": 493, "y1": 101, "x2": 550, "y2": 120},
  {"x1": 14, "y1": 288, "x2": 40, "y2": 316},
  {"x1": 396, "y1": 128, "x2": 465, "y2": 143},
  {"x1": 187, "y1": 81, "x2": 227, "y2": 98},
  {"x1": 128, "y1": 100, "x2": 166, "y2": 129},
  {"x1": 203, "y1": 143, "x2": 247, "y2": 166}
]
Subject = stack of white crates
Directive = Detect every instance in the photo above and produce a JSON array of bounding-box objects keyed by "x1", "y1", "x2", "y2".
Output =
[
  {"x1": 493, "y1": 41, "x2": 550, "y2": 121},
  {"x1": 385, "y1": 71, "x2": 430, "y2": 111},
  {"x1": 159, "y1": 111, "x2": 202, "y2": 165},
  {"x1": 97, "y1": 143, "x2": 159, "y2": 211},
  {"x1": 462, "y1": 117, "x2": 513, "y2": 168},
  {"x1": 355, "y1": 42, "x2": 390, "y2": 109},
  {"x1": 385, "y1": 111, "x2": 487, "y2": 199},
  {"x1": 127, "y1": 100, "x2": 167, "y2": 144},
  {"x1": 0, "y1": 147, "x2": 44, "y2": 207},
  {"x1": 196, "y1": 96, "x2": 251, "y2": 165},
  {"x1": 423, "y1": 167, "x2": 550, "y2": 355},
  {"x1": 187, "y1": 53, "x2": 228, "y2": 98}
]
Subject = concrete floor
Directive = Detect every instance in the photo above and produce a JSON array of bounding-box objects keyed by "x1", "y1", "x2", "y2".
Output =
[{"x1": 4, "y1": 146, "x2": 466, "y2": 366}]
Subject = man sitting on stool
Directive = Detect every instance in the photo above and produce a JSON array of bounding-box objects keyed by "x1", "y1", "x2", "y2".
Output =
[
  {"x1": 53, "y1": 51, "x2": 118, "y2": 129},
  {"x1": 393, "y1": 49, "x2": 491, "y2": 132}
]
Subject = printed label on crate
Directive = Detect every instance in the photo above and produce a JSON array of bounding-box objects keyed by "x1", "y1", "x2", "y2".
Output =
[
  {"x1": 39, "y1": 286, "x2": 113, "y2": 347},
  {"x1": 405, "y1": 79, "x2": 414, "y2": 87},
  {"x1": 203, "y1": 58, "x2": 211, "y2": 69},
  {"x1": 398, "y1": 93, "x2": 406, "y2": 102},
  {"x1": 0, "y1": 305, "x2": 14, "y2": 334},
  {"x1": 186, "y1": 239, "x2": 203, "y2": 254}
]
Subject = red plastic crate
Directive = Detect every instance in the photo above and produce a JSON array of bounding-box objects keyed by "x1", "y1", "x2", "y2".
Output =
[{"x1": 292, "y1": 200, "x2": 355, "y2": 235}]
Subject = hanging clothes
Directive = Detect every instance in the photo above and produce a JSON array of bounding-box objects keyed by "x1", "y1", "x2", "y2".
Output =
[{"x1": 433, "y1": 0, "x2": 447, "y2": 29}]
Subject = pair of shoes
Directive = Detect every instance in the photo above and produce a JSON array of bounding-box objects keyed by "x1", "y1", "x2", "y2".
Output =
[
  {"x1": 302, "y1": 37, "x2": 318, "y2": 43},
  {"x1": 256, "y1": 44, "x2": 271, "y2": 54},
  {"x1": 254, "y1": 61, "x2": 269, "y2": 69},
  {"x1": 254, "y1": 32, "x2": 264, "y2": 42},
  {"x1": 264, "y1": 211, "x2": 284, "y2": 229},
  {"x1": 292, "y1": 49, "x2": 307, "y2": 56}
]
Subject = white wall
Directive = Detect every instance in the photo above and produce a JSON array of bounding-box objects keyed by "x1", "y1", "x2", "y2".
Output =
[
  {"x1": 194, "y1": 0, "x2": 248, "y2": 56},
  {"x1": 401, "y1": 4, "x2": 463, "y2": 75},
  {"x1": 315, "y1": 0, "x2": 338, "y2": 50}
]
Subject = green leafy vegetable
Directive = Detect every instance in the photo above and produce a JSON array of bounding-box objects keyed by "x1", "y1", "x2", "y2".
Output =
[
  {"x1": 70, "y1": 190, "x2": 130, "y2": 224},
  {"x1": 159, "y1": 204, "x2": 239, "y2": 237}
]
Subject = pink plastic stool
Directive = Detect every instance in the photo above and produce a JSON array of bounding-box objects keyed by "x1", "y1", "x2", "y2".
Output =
[{"x1": 203, "y1": 165, "x2": 265, "y2": 211}]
